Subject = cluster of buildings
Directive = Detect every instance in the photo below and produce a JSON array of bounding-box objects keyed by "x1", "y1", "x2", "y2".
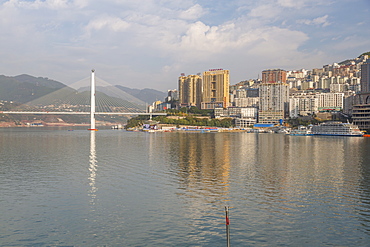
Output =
[{"x1": 150, "y1": 54, "x2": 370, "y2": 131}]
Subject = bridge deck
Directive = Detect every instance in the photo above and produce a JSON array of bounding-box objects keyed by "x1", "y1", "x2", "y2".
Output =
[{"x1": 1, "y1": 111, "x2": 167, "y2": 115}]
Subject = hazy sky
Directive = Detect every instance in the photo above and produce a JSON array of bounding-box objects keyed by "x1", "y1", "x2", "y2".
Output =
[{"x1": 0, "y1": 0, "x2": 369, "y2": 91}]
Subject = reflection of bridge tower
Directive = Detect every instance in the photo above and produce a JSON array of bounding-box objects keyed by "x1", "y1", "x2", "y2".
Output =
[{"x1": 88, "y1": 131, "x2": 98, "y2": 204}]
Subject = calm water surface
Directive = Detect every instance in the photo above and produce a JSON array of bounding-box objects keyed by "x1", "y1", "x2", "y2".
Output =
[{"x1": 1, "y1": 128, "x2": 370, "y2": 246}]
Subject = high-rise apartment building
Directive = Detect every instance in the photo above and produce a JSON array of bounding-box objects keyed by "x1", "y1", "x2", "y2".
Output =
[
  {"x1": 352, "y1": 59, "x2": 370, "y2": 131},
  {"x1": 201, "y1": 69, "x2": 230, "y2": 109},
  {"x1": 262, "y1": 69, "x2": 287, "y2": 84},
  {"x1": 361, "y1": 59, "x2": 370, "y2": 93},
  {"x1": 178, "y1": 74, "x2": 202, "y2": 108},
  {"x1": 166, "y1": 89, "x2": 178, "y2": 102},
  {"x1": 258, "y1": 82, "x2": 289, "y2": 124},
  {"x1": 289, "y1": 94, "x2": 318, "y2": 118},
  {"x1": 317, "y1": 92, "x2": 344, "y2": 110}
]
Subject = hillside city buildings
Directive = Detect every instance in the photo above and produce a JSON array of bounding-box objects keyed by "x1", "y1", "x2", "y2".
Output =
[{"x1": 151, "y1": 54, "x2": 370, "y2": 131}]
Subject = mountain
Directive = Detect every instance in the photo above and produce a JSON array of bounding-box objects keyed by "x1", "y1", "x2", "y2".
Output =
[
  {"x1": 14, "y1": 74, "x2": 66, "y2": 89},
  {"x1": 115, "y1": 85, "x2": 166, "y2": 104},
  {"x1": 0, "y1": 74, "x2": 67, "y2": 104},
  {"x1": 77, "y1": 85, "x2": 167, "y2": 104},
  {"x1": 77, "y1": 85, "x2": 146, "y2": 105},
  {"x1": 0, "y1": 74, "x2": 146, "y2": 112}
]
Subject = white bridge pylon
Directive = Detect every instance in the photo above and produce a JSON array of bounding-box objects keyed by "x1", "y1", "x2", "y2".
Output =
[
  {"x1": 88, "y1": 69, "x2": 97, "y2": 131},
  {"x1": 1, "y1": 70, "x2": 166, "y2": 130}
]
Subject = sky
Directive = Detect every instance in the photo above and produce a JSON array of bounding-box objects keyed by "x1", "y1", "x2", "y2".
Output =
[{"x1": 0, "y1": 0, "x2": 369, "y2": 91}]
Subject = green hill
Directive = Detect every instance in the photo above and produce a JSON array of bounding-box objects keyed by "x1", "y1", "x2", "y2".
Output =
[{"x1": 0, "y1": 74, "x2": 67, "y2": 104}]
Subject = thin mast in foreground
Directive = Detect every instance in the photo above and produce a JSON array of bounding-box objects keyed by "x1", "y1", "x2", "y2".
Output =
[{"x1": 225, "y1": 206, "x2": 230, "y2": 247}]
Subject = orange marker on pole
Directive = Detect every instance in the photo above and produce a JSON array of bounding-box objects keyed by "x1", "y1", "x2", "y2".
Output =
[{"x1": 225, "y1": 206, "x2": 230, "y2": 247}]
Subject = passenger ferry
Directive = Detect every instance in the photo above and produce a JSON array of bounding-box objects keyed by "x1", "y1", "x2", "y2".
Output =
[
  {"x1": 290, "y1": 125, "x2": 313, "y2": 136},
  {"x1": 311, "y1": 121, "x2": 363, "y2": 136}
]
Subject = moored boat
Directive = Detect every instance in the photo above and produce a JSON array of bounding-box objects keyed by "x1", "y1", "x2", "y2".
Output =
[
  {"x1": 311, "y1": 121, "x2": 363, "y2": 136},
  {"x1": 290, "y1": 125, "x2": 313, "y2": 136}
]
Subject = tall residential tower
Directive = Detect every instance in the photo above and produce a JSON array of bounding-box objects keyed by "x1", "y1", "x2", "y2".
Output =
[
  {"x1": 201, "y1": 69, "x2": 230, "y2": 109},
  {"x1": 178, "y1": 74, "x2": 202, "y2": 108},
  {"x1": 259, "y1": 69, "x2": 289, "y2": 124}
]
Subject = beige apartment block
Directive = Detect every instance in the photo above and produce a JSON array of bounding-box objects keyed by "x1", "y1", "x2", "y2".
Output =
[
  {"x1": 201, "y1": 69, "x2": 230, "y2": 109},
  {"x1": 178, "y1": 74, "x2": 202, "y2": 108}
]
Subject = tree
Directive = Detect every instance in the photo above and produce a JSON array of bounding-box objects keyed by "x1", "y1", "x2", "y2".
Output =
[{"x1": 125, "y1": 115, "x2": 150, "y2": 129}]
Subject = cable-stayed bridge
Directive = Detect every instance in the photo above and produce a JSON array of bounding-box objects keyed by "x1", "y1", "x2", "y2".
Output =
[{"x1": 1, "y1": 70, "x2": 166, "y2": 130}]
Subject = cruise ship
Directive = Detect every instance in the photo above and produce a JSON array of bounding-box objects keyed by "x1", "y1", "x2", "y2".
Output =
[{"x1": 311, "y1": 121, "x2": 363, "y2": 136}]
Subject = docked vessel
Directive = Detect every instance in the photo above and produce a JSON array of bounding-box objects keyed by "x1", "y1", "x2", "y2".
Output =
[
  {"x1": 311, "y1": 121, "x2": 363, "y2": 136},
  {"x1": 290, "y1": 125, "x2": 313, "y2": 136}
]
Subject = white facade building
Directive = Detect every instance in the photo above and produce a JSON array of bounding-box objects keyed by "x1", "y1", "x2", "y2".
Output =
[
  {"x1": 214, "y1": 107, "x2": 258, "y2": 127},
  {"x1": 317, "y1": 92, "x2": 344, "y2": 110},
  {"x1": 259, "y1": 82, "x2": 289, "y2": 123},
  {"x1": 289, "y1": 97, "x2": 300, "y2": 118},
  {"x1": 289, "y1": 94, "x2": 319, "y2": 117},
  {"x1": 234, "y1": 97, "x2": 259, "y2": 108},
  {"x1": 330, "y1": 83, "x2": 349, "y2": 93}
]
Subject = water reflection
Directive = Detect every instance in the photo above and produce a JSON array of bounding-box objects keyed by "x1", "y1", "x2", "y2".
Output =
[
  {"x1": 88, "y1": 131, "x2": 98, "y2": 205},
  {"x1": 2, "y1": 129, "x2": 370, "y2": 246},
  {"x1": 174, "y1": 133, "x2": 231, "y2": 201},
  {"x1": 358, "y1": 138, "x2": 370, "y2": 233}
]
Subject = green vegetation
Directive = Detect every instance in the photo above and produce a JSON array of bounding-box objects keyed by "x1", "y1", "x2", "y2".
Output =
[
  {"x1": 125, "y1": 107, "x2": 233, "y2": 129},
  {"x1": 164, "y1": 107, "x2": 213, "y2": 116},
  {"x1": 359, "y1": 51, "x2": 370, "y2": 57},
  {"x1": 125, "y1": 115, "x2": 233, "y2": 128},
  {"x1": 153, "y1": 115, "x2": 233, "y2": 128},
  {"x1": 286, "y1": 117, "x2": 321, "y2": 127},
  {"x1": 125, "y1": 115, "x2": 150, "y2": 129},
  {"x1": 339, "y1": 52, "x2": 369, "y2": 65}
]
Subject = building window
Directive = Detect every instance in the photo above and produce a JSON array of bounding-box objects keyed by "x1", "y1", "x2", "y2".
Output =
[{"x1": 211, "y1": 90, "x2": 216, "y2": 97}]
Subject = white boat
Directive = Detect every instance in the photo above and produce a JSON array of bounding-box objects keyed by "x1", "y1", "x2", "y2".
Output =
[
  {"x1": 272, "y1": 126, "x2": 290, "y2": 134},
  {"x1": 311, "y1": 121, "x2": 363, "y2": 136},
  {"x1": 290, "y1": 125, "x2": 313, "y2": 136}
]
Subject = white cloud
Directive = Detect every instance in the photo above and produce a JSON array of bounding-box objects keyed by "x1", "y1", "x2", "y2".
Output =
[
  {"x1": 179, "y1": 4, "x2": 205, "y2": 20},
  {"x1": 297, "y1": 15, "x2": 330, "y2": 27},
  {"x1": 0, "y1": 0, "x2": 368, "y2": 90},
  {"x1": 3, "y1": 0, "x2": 86, "y2": 9},
  {"x1": 277, "y1": 0, "x2": 306, "y2": 8},
  {"x1": 85, "y1": 16, "x2": 130, "y2": 33},
  {"x1": 332, "y1": 35, "x2": 370, "y2": 50},
  {"x1": 249, "y1": 3, "x2": 282, "y2": 19},
  {"x1": 277, "y1": 0, "x2": 332, "y2": 9}
]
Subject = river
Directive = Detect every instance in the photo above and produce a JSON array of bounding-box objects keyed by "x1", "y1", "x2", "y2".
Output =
[{"x1": 1, "y1": 128, "x2": 370, "y2": 246}]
